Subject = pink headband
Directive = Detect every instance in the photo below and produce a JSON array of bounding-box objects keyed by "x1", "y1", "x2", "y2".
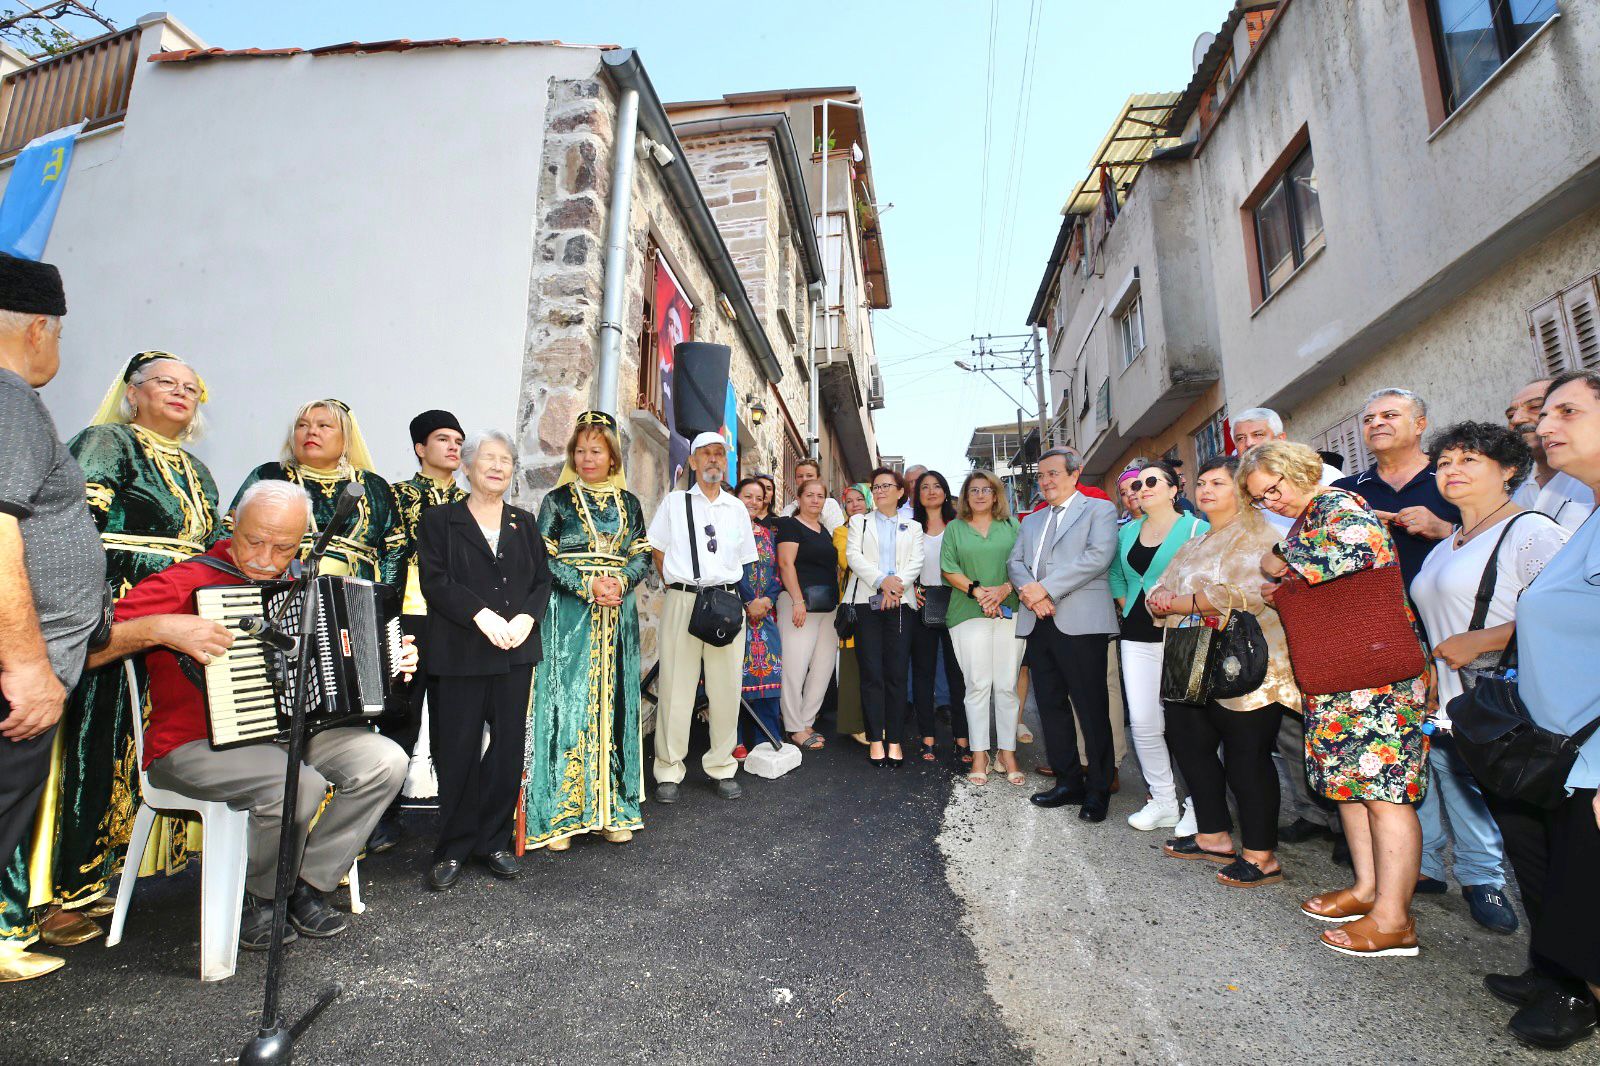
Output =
[{"x1": 1117, "y1": 469, "x2": 1142, "y2": 486}]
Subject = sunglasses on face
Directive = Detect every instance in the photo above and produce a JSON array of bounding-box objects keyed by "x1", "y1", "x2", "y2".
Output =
[{"x1": 1135, "y1": 475, "x2": 1172, "y2": 490}]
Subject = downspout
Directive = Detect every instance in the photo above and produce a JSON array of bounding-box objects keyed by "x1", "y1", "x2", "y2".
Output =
[{"x1": 594, "y1": 87, "x2": 641, "y2": 415}]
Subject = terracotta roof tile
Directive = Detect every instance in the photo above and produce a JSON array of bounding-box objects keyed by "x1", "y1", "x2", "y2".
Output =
[{"x1": 148, "y1": 37, "x2": 617, "y2": 64}]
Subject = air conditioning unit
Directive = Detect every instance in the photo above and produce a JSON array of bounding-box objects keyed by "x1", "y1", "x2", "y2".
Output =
[{"x1": 867, "y1": 366, "x2": 886, "y2": 410}]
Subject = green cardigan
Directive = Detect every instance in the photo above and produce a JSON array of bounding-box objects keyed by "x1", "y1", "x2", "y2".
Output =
[{"x1": 1108, "y1": 513, "x2": 1208, "y2": 617}]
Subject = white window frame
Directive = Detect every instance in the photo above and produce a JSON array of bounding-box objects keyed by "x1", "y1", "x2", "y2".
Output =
[{"x1": 1115, "y1": 293, "x2": 1146, "y2": 368}]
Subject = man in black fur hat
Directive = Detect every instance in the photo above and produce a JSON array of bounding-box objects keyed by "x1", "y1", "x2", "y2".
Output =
[
  {"x1": 367, "y1": 409, "x2": 466, "y2": 852},
  {"x1": 0, "y1": 256, "x2": 108, "y2": 982}
]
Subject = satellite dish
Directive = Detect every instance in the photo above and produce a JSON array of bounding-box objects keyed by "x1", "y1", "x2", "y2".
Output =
[{"x1": 1191, "y1": 31, "x2": 1216, "y2": 72}]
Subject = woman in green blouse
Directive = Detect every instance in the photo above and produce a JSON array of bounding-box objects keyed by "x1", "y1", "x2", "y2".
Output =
[{"x1": 940, "y1": 470, "x2": 1023, "y2": 785}]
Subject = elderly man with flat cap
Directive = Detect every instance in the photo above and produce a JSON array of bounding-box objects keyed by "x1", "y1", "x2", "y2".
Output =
[
  {"x1": 646, "y1": 430, "x2": 758, "y2": 802},
  {"x1": 0, "y1": 256, "x2": 108, "y2": 982},
  {"x1": 367, "y1": 409, "x2": 467, "y2": 851}
]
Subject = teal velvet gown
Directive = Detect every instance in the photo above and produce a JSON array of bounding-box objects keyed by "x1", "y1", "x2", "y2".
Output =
[
  {"x1": 229, "y1": 462, "x2": 406, "y2": 585},
  {"x1": 0, "y1": 423, "x2": 220, "y2": 948},
  {"x1": 522, "y1": 480, "x2": 651, "y2": 848}
]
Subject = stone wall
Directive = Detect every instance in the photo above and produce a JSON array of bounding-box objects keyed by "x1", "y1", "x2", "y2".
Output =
[{"x1": 517, "y1": 74, "x2": 792, "y2": 675}]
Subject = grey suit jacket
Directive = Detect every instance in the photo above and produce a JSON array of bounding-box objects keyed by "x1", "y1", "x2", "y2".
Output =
[{"x1": 1006, "y1": 494, "x2": 1119, "y2": 638}]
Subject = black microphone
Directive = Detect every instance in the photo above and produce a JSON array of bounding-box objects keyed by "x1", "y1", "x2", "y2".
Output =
[
  {"x1": 309, "y1": 482, "x2": 365, "y2": 561},
  {"x1": 239, "y1": 615, "x2": 297, "y2": 655}
]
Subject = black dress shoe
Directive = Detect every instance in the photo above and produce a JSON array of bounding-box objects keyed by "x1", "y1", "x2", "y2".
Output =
[
  {"x1": 655, "y1": 782, "x2": 681, "y2": 804},
  {"x1": 427, "y1": 859, "x2": 463, "y2": 892},
  {"x1": 1030, "y1": 784, "x2": 1086, "y2": 808},
  {"x1": 1485, "y1": 968, "x2": 1560, "y2": 1008},
  {"x1": 1278, "y1": 817, "x2": 1333, "y2": 844},
  {"x1": 1078, "y1": 792, "x2": 1110, "y2": 822},
  {"x1": 239, "y1": 893, "x2": 297, "y2": 952},
  {"x1": 288, "y1": 882, "x2": 348, "y2": 939},
  {"x1": 479, "y1": 851, "x2": 520, "y2": 880},
  {"x1": 1510, "y1": 991, "x2": 1598, "y2": 1051},
  {"x1": 715, "y1": 778, "x2": 743, "y2": 800},
  {"x1": 1331, "y1": 834, "x2": 1352, "y2": 867},
  {"x1": 1415, "y1": 875, "x2": 1448, "y2": 895},
  {"x1": 365, "y1": 810, "x2": 403, "y2": 854}
]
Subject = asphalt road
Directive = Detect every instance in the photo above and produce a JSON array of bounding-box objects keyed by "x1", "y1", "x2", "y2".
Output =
[{"x1": 2, "y1": 718, "x2": 1026, "y2": 1066}]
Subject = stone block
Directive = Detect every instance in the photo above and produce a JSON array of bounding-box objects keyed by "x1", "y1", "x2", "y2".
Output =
[
  {"x1": 544, "y1": 195, "x2": 601, "y2": 231},
  {"x1": 562, "y1": 234, "x2": 593, "y2": 266},
  {"x1": 563, "y1": 142, "x2": 600, "y2": 195}
]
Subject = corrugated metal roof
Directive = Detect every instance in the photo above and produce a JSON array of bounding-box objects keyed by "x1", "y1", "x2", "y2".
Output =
[
  {"x1": 1061, "y1": 91, "x2": 1181, "y2": 215},
  {"x1": 149, "y1": 37, "x2": 618, "y2": 63}
]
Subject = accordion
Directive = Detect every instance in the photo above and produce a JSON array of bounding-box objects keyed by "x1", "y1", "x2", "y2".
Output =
[{"x1": 195, "y1": 576, "x2": 404, "y2": 750}]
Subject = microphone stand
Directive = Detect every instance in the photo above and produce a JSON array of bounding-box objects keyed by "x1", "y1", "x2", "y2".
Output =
[{"x1": 241, "y1": 487, "x2": 362, "y2": 1065}]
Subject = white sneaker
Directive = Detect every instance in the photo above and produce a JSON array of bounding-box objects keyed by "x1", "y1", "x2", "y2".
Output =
[
  {"x1": 1127, "y1": 799, "x2": 1181, "y2": 831},
  {"x1": 1173, "y1": 797, "x2": 1198, "y2": 837}
]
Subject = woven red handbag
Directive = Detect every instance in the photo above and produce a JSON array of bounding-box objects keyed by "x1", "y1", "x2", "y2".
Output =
[{"x1": 1273, "y1": 563, "x2": 1425, "y2": 696}]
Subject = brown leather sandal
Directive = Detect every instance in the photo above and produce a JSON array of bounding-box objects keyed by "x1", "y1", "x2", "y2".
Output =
[
  {"x1": 1319, "y1": 914, "x2": 1418, "y2": 957},
  {"x1": 1300, "y1": 887, "x2": 1374, "y2": 924}
]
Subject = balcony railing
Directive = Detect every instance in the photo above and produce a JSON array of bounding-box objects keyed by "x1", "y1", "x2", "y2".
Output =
[{"x1": 0, "y1": 26, "x2": 141, "y2": 157}]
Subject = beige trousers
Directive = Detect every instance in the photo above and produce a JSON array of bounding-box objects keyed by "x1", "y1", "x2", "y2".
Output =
[
  {"x1": 654, "y1": 589, "x2": 745, "y2": 785},
  {"x1": 777, "y1": 591, "x2": 836, "y2": 733}
]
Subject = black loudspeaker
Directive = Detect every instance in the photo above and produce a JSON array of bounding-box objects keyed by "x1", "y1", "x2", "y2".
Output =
[{"x1": 673, "y1": 342, "x2": 731, "y2": 439}]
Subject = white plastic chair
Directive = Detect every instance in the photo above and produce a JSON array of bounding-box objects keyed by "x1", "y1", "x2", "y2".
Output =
[{"x1": 106, "y1": 660, "x2": 363, "y2": 982}]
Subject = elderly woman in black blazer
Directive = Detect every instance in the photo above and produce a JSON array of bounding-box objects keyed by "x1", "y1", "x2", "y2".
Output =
[{"x1": 419, "y1": 429, "x2": 551, "y2": 891}]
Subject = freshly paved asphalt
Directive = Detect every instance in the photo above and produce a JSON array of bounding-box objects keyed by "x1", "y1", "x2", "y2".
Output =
[
  {"x1": 9, "y1": 715, "x2": 1600, "y2": 1065},
  {"x1": 2, "y1": 717, "x2": 1027, "y2": 1066}
]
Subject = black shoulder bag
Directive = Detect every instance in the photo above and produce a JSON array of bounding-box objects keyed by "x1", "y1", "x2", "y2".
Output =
[
  {"x1": 834, "y1": 516, "x2": 861, "y2": 641},
  {"x1": 1446, "y1": 514, "x2": 1600, "y2": 809},
  {"x1": 684, "y1": 494, "x2": 744, "y2": 648}
]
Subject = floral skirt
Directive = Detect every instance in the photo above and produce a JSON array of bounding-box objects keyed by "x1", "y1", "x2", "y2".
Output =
[{"x1": 1303, "y1": 673, "x2": 1430, "y2": 805}]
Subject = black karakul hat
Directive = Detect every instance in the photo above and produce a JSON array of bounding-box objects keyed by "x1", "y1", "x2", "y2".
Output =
[
  {"x1": 410, "y1": 408, "x2": 464, "y2": 445},
  {"x1": 0, "y1": 255, "x2": 66, "y2": 316}
]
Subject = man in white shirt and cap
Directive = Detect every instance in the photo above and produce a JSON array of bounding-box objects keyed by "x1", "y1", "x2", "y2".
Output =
[
  {"x1": 1506, "y1": 376, "x2": 1594, "y2": 531},
  {"x1": 647, "y1": 431, "x2": 759, "y2": 803}
]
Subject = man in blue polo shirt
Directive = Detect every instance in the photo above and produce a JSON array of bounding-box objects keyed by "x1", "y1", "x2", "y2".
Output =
[{"x1": 1333, "y1": 387, "x2": 1459, "y2": 589}]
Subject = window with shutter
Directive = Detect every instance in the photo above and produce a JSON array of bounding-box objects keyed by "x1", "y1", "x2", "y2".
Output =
[
  {"x1": 1565, "y1": 275, "x2": 1600, "y2": 371},
  {"x1": 1528, "y1": 293, "x2": 1571, "y2": 377}
]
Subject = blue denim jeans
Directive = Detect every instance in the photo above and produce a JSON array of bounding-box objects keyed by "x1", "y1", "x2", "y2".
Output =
[{"x1": 1418, "y1": 734, "x2": 1507, "y2": 888}]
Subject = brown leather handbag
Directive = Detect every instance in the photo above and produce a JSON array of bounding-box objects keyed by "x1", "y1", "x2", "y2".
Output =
[{"x1": 1273, "y1": 563, "x2": 1425, "y2": 696}]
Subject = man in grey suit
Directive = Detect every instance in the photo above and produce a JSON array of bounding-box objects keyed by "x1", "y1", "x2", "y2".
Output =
[{"x1": 1007, "y1": 448, "x2": 1120, "y2": 822}]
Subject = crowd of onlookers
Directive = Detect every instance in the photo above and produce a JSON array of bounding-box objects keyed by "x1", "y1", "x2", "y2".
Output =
[{"x1": 734, "y1": 373, "x2": 1600, "y2": 1054}]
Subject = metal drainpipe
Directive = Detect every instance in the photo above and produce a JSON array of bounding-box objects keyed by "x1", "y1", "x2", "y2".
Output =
[{"x1": 594, "y1": 87, "x2": 641, "y2": 415}]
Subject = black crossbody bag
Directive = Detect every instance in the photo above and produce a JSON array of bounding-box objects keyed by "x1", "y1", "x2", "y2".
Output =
[
  {"x1": 1446, "y1": 514, "x2": 1600, "y2": 809},
  {"x1": 684, "y1": 494, "x2": 744, "y2": 648}
]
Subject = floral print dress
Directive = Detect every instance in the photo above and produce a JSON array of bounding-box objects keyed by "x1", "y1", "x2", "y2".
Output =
[
  {"x1": 737, "y1": 522, "x2": 784, "y2": 746},
  {"x1": 1280, "y1": 489, "x2": 1429, "y2": 805}
]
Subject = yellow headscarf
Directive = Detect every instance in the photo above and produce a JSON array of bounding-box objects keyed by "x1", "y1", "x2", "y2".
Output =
[
  {"x1": 282, "y1": 398, "x2": 376, "y2": 475},
  {"x1": 554, "y1": 409, "x2": 628, "y2": 491},
  {"x1": 88, "y1": 351, "x2": 210, "y2": 434}
]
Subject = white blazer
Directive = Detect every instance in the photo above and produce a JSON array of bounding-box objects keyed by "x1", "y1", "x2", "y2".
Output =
[{"x1": 844, "y1": 511, "x2": 925, "y2": 605}]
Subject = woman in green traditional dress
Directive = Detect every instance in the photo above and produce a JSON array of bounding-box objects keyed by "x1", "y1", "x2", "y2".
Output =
[
  {"x1": 0, "y1": 352, "x2": 221, "y2": 979},
  {"x1": 229, "y1": 398, "x2": 406, "y2": 585},
  {"x1": 522, "y1": 411, "x2": 651, "y2": 852}
]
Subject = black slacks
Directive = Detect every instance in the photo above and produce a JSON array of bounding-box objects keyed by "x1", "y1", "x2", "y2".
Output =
[
  {"x1": 428, "y1": 664, "x2": 532, "y2": 863},
  {"x1": 909, "y1": 612, "x2": 967, "y2": 742},
  {"x1": 1165, "y1": 700, "x2": 1286, "y2": 852},
  {"x1": 0, "y1": 693, "x2": 55, "y2": 862},
  {"x1": 855, "y1": 605, "x2": 914, "y2": 746},
  {"x1": 1025, "y1": 625, "x2": 1112, "y2": 793},
  {"x1": 1485, "y1": 785, "x2": 1596, "y2": 993}
]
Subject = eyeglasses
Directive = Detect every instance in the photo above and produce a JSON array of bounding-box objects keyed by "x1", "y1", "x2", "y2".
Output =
[
  {"x1": 968, "y1": 485, "x2": 996, "y2": 497},
  {"x1": 871, "y1": 482, "x2": 898, "y2": 492},
  {"x1": 141, "y1": 375, "x2": 202, "y2": 400},
  {"x1": 1248, "y1": 475, "x2": 1287, "y2": 507},
  {"x1": 704, "y1": 523, "x2": 718, "y2": 553},
  {"x1": 1135, "y1": 475, "x2": 1171, "y2": 491}
]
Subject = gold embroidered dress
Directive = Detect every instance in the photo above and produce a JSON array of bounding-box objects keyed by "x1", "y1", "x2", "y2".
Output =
[
  {"x1": 229, "y1": 463, "x2": 406, "y2": 585},
  {"x1": 0, "y1": 423, "x2": 220, "y2": 948},
  {"x1": 521, "y1": 480, "x2": 651, "y2": 847}
]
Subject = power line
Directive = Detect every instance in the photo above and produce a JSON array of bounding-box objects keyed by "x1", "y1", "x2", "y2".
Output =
[{"x1": 981, "y1": 0, "x2": 1044, "y2": 327}]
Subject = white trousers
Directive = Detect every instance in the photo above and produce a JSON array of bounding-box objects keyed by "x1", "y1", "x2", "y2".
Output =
[
  {"x1": 1119, "y1": 638, "x2": 1175, "y2": 804},
  {"x1": 949, "y1": 615, "x2": 1023, "y2": 752},
  {"x1": 654, "y1": 589, "x2": 745, "y2": 784},
  {"x1": 777, "y1": 591, "x2": 836, "y2": 733}
]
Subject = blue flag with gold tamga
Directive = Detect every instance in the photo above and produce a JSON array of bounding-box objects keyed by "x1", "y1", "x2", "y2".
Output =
[{"x1": 0, "y1": 121, "x2": 85, "y2": 260}]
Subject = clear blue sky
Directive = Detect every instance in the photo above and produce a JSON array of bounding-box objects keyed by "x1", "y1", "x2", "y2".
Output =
[{"x1": 93, "y1": 0, "x2": 1232, "y2": 481}]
